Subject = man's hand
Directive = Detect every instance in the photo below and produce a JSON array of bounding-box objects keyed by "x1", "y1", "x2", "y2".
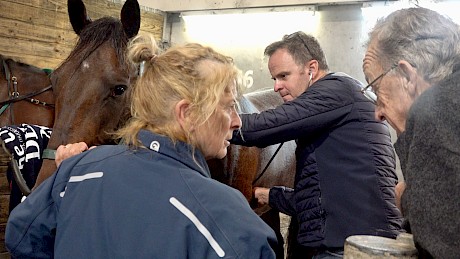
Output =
[
  {"x1": 395, "y1": 181, "x2": 406, "y2": 213},
  {"x1": 254, "y1": 187, "x2": 270, "y2": 205}
]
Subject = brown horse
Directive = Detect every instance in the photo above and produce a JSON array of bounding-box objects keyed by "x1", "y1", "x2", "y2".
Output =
[
  {"x1": 31, "y1": 0, "x2": 140, "y2": 190},
  {"x1": 209, "y1": 88, "x2": 297, "y2": 258},
  {"x1": 0, "y1": 55, "x2": 54, "y2": 127}
]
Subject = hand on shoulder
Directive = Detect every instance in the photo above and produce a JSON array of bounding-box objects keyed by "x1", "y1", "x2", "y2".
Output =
[{"x1": 55, "y1": 142, "x2": 94, "y2": 167}]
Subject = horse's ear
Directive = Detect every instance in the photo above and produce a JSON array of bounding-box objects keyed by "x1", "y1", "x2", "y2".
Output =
[
  {"x1": 68, "y1": 0, "x2": 92, "y2": 35},
  {"x1": 120, "y1": 0, "x2": 141, "y2": 39}
]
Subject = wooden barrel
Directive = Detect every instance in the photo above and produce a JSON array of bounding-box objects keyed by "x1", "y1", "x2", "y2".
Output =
[{"x1": 344, "y1": 234, "x2": 417, "y2": 259}]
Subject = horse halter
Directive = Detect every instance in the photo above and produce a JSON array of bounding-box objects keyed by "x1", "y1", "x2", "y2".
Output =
[
  {"x1": 0, "y1": 58, "x2": 55, "y2": 122},
  {"x1": 3, "y1": 58, "x2": 19, "y2": 97}
]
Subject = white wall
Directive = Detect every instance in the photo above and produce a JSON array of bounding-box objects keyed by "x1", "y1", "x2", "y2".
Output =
[
  {"x1": 168, "y1": 4, "x2": 369, "y2": 92},
  {"x1": 138, "y1": 0, "x2": 372, "y2": 12}
]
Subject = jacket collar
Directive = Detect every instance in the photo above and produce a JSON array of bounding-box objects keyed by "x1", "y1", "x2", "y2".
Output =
[{"x1": 137, "y1": 130, "x2": 211, "y2": 178}]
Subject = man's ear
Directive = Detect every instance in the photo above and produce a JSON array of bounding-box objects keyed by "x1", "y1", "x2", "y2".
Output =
[
  {"x1": 307, "y1": 60, "x2": 317, "y2": 74},
  {"x1": 398, "y1": 60, "x2": 419, "y2": 97},
  {"x1": 175, "y1": 99, "x2": 191, "y2": 130}
]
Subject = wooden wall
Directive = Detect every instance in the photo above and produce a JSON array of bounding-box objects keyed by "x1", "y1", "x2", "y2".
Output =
[
  {"x1": 0, "y1": 0, "x2": 165, "y2": 69},
  {"x1": 0, "y1": 152, "x2": 9, "y2": 258},
  {"x1": 0, "y1": 0, "x2": 164, "y2": 256}
]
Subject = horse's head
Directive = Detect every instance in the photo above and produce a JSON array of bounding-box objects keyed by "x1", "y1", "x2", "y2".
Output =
[
  {"x1": 33, "y1": 0, "x2": 140, "y2": 189},
  {"x1": 0, "y1": 55, "x2": 54, "y2": 127}
]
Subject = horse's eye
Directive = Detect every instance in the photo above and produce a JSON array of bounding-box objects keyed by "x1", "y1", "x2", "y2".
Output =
[{"x1": 112, "y1": 85, "x2": 127, "y2": 97}]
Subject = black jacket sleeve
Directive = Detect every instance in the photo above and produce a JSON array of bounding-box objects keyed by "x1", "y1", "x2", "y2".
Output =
[
  {"x1": 232, "y1": 76, "x2": 355, "y2": 148},
  {"x1": 269, "y1": 186, "x2": 296, "y2": 216}
]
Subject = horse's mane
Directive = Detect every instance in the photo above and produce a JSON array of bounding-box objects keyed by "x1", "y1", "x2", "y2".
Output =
[
  {"x1": 238, "y1": 95, "x2": 259, "y2": 114},
  {"x1": 62, "y1": 17, "x2": 129, "y2": 68},
  {"x1": 0, "y1": 54, "x2": 46, "y2": 77},
  {"x1": 240, "y1": 89, "x2": 283, "y2": 113}
]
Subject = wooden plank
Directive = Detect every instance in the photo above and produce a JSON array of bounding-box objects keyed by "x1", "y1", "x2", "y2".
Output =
[
  {"x1": 0, "y1": 36, "x2": 75, "y2": 60},
  {"x1": 0, "y1": 223, "x2": 7, "y2": 254},
  {"x1": 0, "y1": 35, "x2": 75, "y2": 57},
  {"x1": 0, "y1": 160, "x2": 8, "y2": 254},
  {"x1": 0, "y1": 0, "x2": 164, "y2": 68},
  {"x1": 141, "y1": 11, "x2": 164, "y2": 39},
  {"x1": 0, "y1": 51, "x2": 62, "y2": 70},
  {"x1": 0, "y1": 0, "x2": 69, "y2": 30},
  {"x1": 0, "y1": 195, "x2": 8, "y2": 225},
  {"x1": 0, "y1": 17, "x2": 75, "y2": 46},
  {"x1": 0, "y1": 166, "x2": 9, "y2": 195},
  {"x1": 0, "y1": 143, "x2": 10, "y2": 255}
]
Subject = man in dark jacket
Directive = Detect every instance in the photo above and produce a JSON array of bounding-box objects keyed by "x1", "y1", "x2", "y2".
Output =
[
  {"x1": 363, "y1": 8, "x2": 460, "y2": 258},
  {"x1": 232, "y1": 31, "x2": 403, "y2": 258}
]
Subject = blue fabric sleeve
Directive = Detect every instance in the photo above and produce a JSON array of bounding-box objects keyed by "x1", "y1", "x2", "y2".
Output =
[{"x1": 5, "y1": 174, "x2": 58, "y2": 258}]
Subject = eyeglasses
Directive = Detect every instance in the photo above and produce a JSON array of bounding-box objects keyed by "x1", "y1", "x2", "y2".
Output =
[
  {"x1": 286, "y1": 32, "x2": 313, "y2": 56},
  {"x1": 361, "y1": 63, "x2": 397, "y2": 105}
]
